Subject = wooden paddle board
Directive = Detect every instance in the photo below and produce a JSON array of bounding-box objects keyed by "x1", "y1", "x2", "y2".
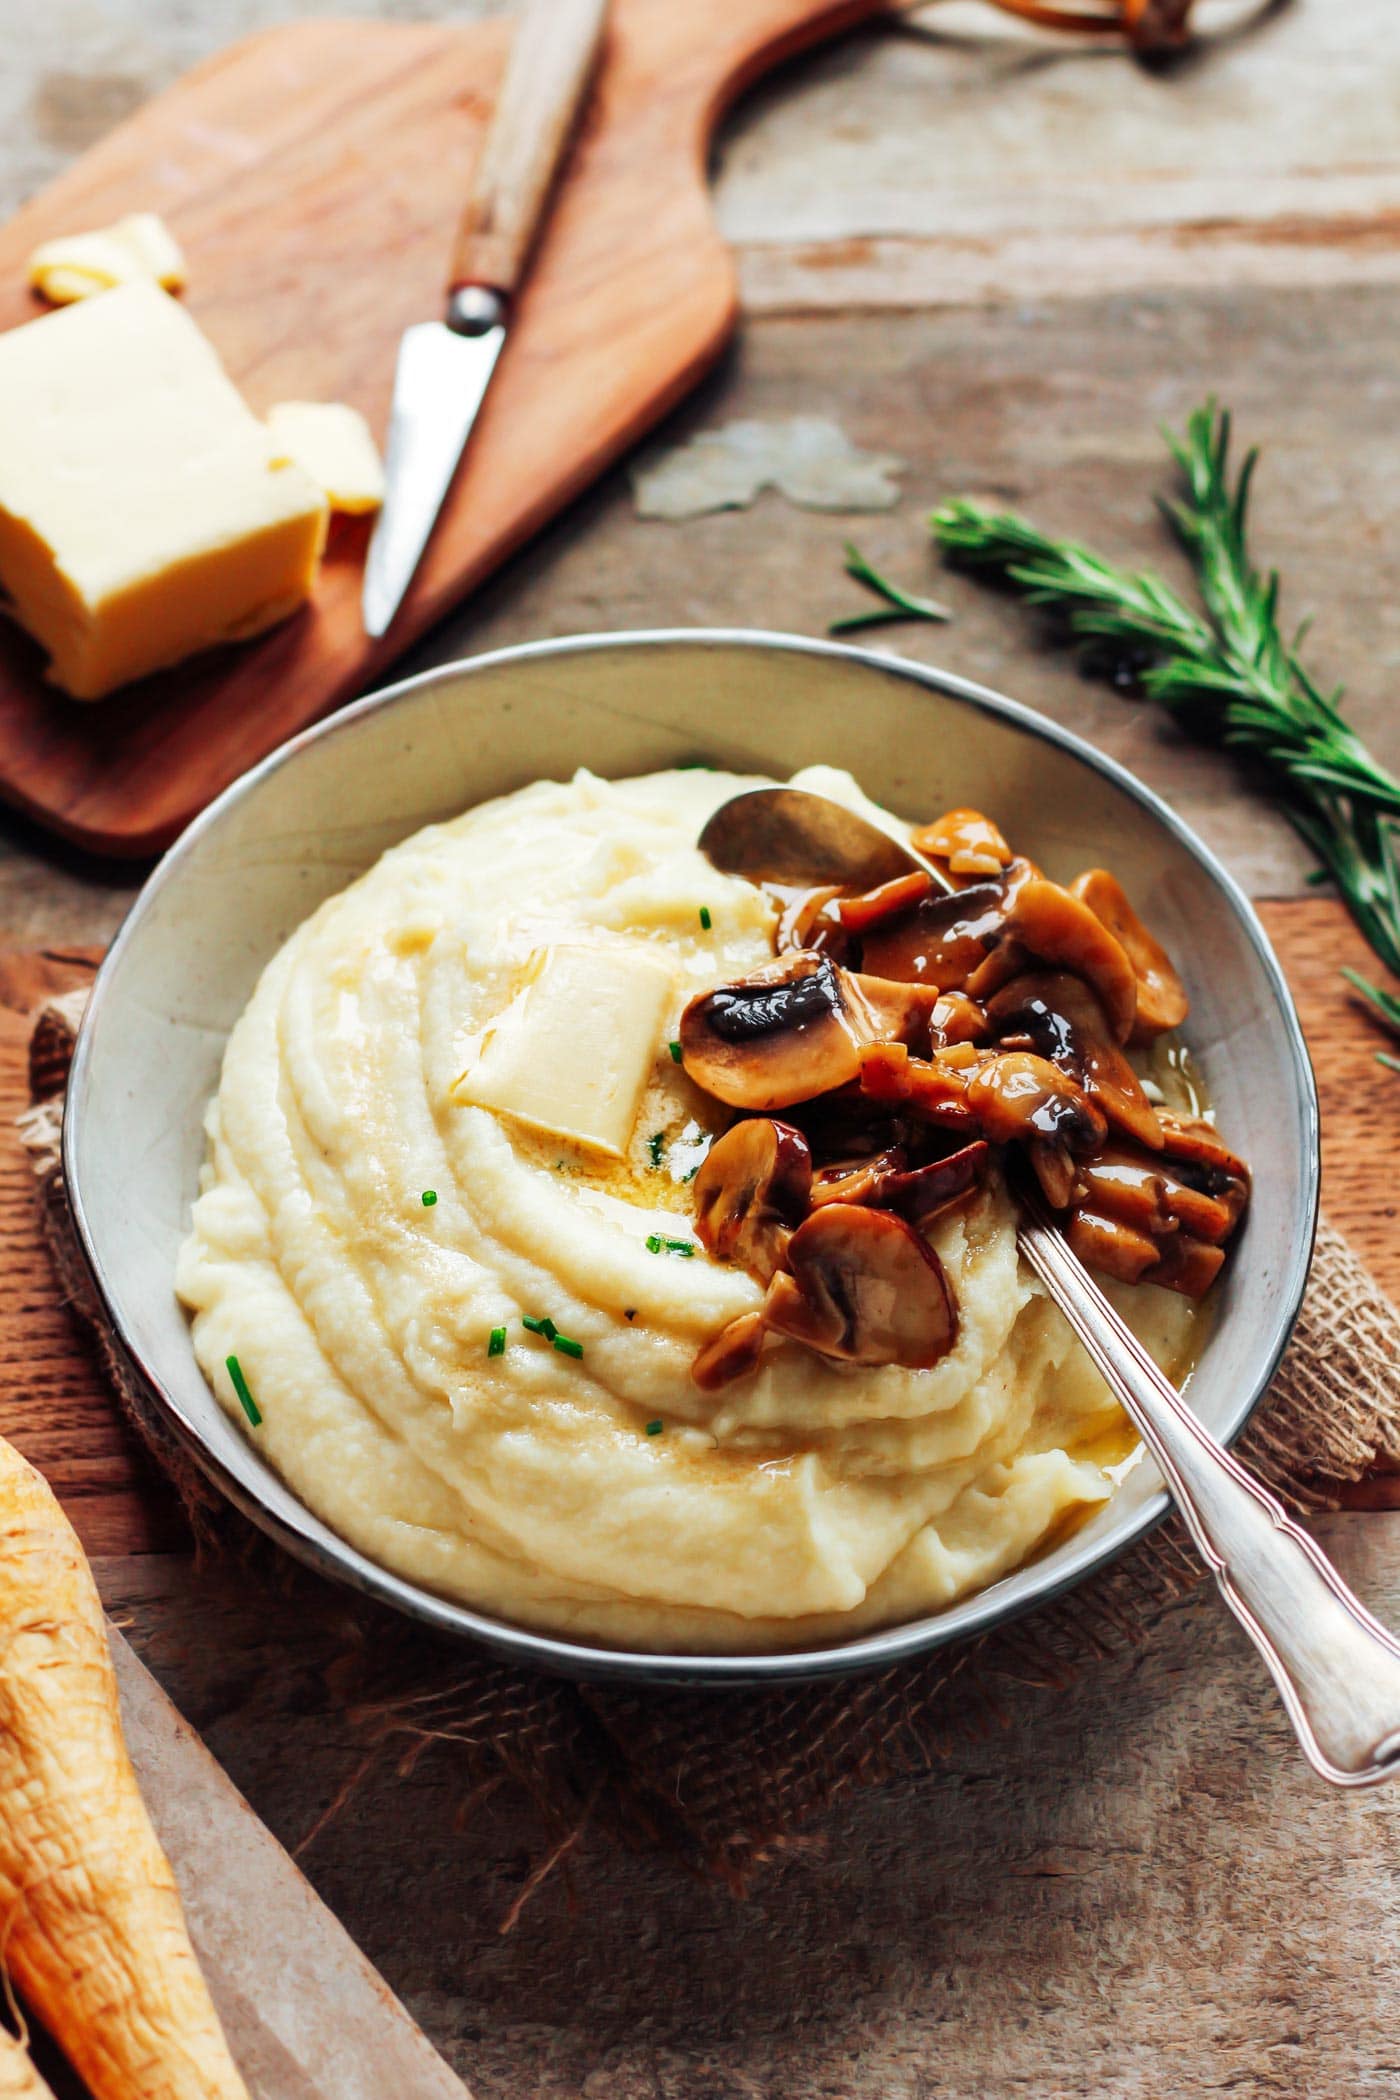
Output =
[{"x1": 0, "y1": 0, "x2": 881, "y2": 856}]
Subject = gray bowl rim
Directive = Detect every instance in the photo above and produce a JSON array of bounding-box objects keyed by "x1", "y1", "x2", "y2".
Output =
[{"x1": 64, "y1": 627, "x2": 1320, "y2": 1687}]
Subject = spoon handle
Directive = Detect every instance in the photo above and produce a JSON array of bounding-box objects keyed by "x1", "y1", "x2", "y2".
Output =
[{"x1": 1017, "y1": 1202, "x2": 1400, "y2": 1787}]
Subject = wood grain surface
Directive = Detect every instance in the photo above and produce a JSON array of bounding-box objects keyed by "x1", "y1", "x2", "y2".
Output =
[
  {"x1": 5, "y1": 9, "x2": 1400, "y2": 2095},
  {"x1": 0, "y1": 0, "x2": 885, "y2": 857}
]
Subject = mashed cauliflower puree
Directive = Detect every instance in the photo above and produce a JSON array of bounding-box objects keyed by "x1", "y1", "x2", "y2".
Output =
[{"x1": 177, "y1": 766, "x2": 1195, "y2": 1652}]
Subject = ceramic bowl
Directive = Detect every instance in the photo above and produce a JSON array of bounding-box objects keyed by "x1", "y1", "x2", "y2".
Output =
[{"x1": 64, "y1": 632, "x2": 1318, "y2": 1684}]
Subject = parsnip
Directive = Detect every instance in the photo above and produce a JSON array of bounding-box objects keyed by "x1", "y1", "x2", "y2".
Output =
[
  {"x1": 0, "y1": 2029, "x2": 55, "y2": 2099},
  {"x1": 0, "y1": 1442, "x2": 248, "y2": 2100}
]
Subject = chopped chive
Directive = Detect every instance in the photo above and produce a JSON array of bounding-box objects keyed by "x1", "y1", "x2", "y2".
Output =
[
  {"x1": 668, "y1": 1040, "x2": 683, "y2": 1064},
  {"x1": 225, "y1": 1354, "x2": 262, "y2": 1428},
  {"x1": 421, "y1": 1189, "x2": 438, "y2": 1207},
  {"x1": 646, "y1": 1234, "x2": 695, "y2": 1257},
  {"x1": 487, "y1": 1325, "x2": 507, "y2": 1358},
  {"x1": 553, "y1": 1334, "x2": 584, "y2": 1360},
  {"x1": 647, "y1": 1132, "x2": 665, "y2": 1169},
  {"x1": 645, "y1": 1419, "x2": 664, "y2": 1437},
  {"x1": 698, "y1": 906, "x2": 712, "y2": 931},
  {"x1": 522, "y1": 1315, "x2": 557, "y2": 1341}
]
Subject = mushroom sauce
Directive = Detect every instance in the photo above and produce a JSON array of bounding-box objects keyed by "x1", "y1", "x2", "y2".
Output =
[{"x1": 177, "y1": 765, "x2": 1244, "y2": 1653}]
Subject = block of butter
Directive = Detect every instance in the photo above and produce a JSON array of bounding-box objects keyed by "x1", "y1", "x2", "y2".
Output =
[
  {"x1": 28, "y1": 211, "x2": 187, "y2": 305},
  {"x1": 0, "y1": 283, "x2": 329, "y2": 700},
  {"x1": 267, "y1": 402, "x2": 385, "y2": 514},
  {"x1": 455, "y1": 943, "x2": 675, "y2": 1157}
]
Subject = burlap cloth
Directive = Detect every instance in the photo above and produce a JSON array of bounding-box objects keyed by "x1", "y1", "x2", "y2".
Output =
[{"x1": 21, "y1": 986, "x2": 1400, "y2": 1895}]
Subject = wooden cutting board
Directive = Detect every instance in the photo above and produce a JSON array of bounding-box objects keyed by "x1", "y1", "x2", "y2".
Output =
[{"x1": 0, "y1": 0, "x2": 881, "y2": 859}]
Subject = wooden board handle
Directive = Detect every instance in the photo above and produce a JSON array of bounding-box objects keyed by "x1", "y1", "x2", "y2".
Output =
[{"x1": 449, "y1": 0, "x2": 609, "y2": 298}]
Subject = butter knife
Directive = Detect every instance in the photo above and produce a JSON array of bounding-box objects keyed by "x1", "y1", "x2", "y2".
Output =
[{"x1": 363, "y1": 0, "x2": 610, "y2": 637}]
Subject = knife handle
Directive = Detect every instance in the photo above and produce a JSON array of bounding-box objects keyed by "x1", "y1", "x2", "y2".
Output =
[{"x1": 450, "y1": 0, "x2": 609, "y2": 300}]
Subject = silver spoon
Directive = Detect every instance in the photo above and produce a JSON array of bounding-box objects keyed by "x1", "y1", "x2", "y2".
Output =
[{"x1": 701, "y1": 785, "x2": 1400, "y2": 1788}]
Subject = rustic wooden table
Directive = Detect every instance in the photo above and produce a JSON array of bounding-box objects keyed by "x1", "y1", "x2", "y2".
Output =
[{"x1": 5, "y1": 4, "x2": 1400, "y2": 2094}]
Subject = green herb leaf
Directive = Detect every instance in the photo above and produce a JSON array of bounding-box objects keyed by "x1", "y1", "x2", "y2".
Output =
[
  {"x1": 892, "y1": 400, "x2": 1400, "y2": 1063},
  {"x1": 645, "y1": 1419, "x2": 664, "y2": 1437},
  {"x1": 522, "y1": 1315, "x2": 558, "y2": 1341},
  {"x1": 421, "y1": 1189, "x2": 438, "y2": 1207},
  {"x1": 226, "y1": 1354, "x2": 262, "y2": 1428},
  {"x1": 646, "y1": 1234, "x2": 695, "y2": 1257},
  {"x1": 553, "y1": 1334, "x2": 584, "y2": 1360},
  {"x1": 699, "y1": 905, "x2": 712, "y2": 930},
  {"x1": 647, "y1": 1132, "x2": 665, "y2": 1169},
  {"x1": 487, "y1": 1325, "x2": 507, "y2": 1358},
  {"x1": 668, "y1": 1040, "x2": 683, "y2": 1064},
  {"x1": 829, "y1": 542, "x2": 953, "y2": 634}
]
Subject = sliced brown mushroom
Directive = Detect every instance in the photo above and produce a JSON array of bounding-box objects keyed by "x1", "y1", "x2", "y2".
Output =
[
  {"x1": 1071, "y1": 868, "x2": 1189, "y2": 1042},
  {"x1": 963, "y1": 937, "x2": 1033, "y2": 1005},
  {"x1": 985, "y1": 970, "x2": 1163, "y2": 1151},
  {"x1": 856, "y1": 860, "x2": 1035, "y2": 990},
  {"x1": 848, "y1": 971, "x2": 945, "y2": 1052},
  {"x1": 692, "y1": 1310, "x2": 770, "y2": 1392},
  {"x1": 679, "y1": 953, "x2": 864, "y2": 1110},
  {"x1": 834, "y1": 869, "x2": 935, "y2": 936},
  {"x1": 1075, "y1": 1141, "x2": 1241, "y2": 1246},
  {"x1": 964, "y1": 1051, "x2": 1108, "y2": 1152},
  {"x1": 1139, "y1": 1231, "x2": 1226, "y2": 1299},
  {"x1": 912, "y1": 807, "x2": 1014, "y2": 879},
  {"x1": 1154, "y1": 1113, "x2": 1250, "y2": 1237},
  {"x1": 773, "y1": 884, "x2": 848, "y2": 958},
  {"x1": 1066, "y1": 1207, "x2": 1161, "y2": 1286},
  {"x1": 810, "y1": 1146, "x2": 907, "y2": 1208},
  {"x1": 808, "y1": 1138, "x2": 989, "y2": 1226},
  {"x1": 857, "y1": 1041, "x2": 979, "y2": 1130},
  {"x1": 764, "y1": 1204, "x2": 957, "y2": 1368},
  {"x1": 1071, "y1": 1146, "x2": 1169, "y2": 1234},
  {"x1": 872, "y1": 1140, "x2": 990, "y2": 1228},
  {"x1": 692, "y1": 1118, "x2": 812, "y2": 1282},
  {"x1": 1157, "y1": 1112, "x2": 1250, "y2": 1185},
  {"x1": 931, "y1": 991, "x2": 990, "y2": 1045},
  {"x1": 1028, "y1": 1135, "x2": 1077, "y2": 1210},
  {"x1": 999, "y1": 878, "x2": 1139, "y2": 1043},
  {"x1": 760, "y1": 1272, "x2": 843, "y2": 1353}
]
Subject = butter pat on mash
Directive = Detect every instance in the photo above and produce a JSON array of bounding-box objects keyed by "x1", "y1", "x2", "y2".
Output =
[
  {"x1": 0, "y1": 284, "x2": 328, "y2": 698},
  {"x1": 455, "y1": 941, "x2": 674, "y2": 1156}
]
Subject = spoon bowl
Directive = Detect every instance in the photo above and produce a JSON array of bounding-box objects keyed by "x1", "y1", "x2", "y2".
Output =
[{"x1": 698, "y1": 784, "x2": 946, "y2": 894}]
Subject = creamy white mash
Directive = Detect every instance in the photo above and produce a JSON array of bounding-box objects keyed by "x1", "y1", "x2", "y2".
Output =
[{"x1": 176, "y1": 766, "x2": 1194, "y2": 1652}]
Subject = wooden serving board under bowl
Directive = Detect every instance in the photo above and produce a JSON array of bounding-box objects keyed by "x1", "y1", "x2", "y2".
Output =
[{"x1": 0, "y1": 0, "x2": 881, "y2": 859}]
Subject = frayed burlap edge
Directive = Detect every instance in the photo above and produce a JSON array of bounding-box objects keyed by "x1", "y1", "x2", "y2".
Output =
[{"x1": 23, "y1": 985, "x2": 1400, "y2": 1892}]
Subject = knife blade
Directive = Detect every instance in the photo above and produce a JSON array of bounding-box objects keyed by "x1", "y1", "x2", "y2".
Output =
[{"x1": 363, "y1": 0, "x2": 610, "y2": 638}]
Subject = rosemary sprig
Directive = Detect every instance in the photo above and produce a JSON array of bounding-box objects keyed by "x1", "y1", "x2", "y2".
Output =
[
  {"x1": 1342, "y1": 971, "x2": 1400, "y2": 1075},
  {"x1": 838, "y1": 402, "x2": 1400, "y2": 1061},
  {"x1": 829, "y1": 542, "x2": 952, "y2": 634}
]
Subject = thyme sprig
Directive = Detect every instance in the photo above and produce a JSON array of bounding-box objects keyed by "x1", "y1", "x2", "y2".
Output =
[{"x1": 838, "y1": 402, "x2": 1400, "y2": 1062}]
